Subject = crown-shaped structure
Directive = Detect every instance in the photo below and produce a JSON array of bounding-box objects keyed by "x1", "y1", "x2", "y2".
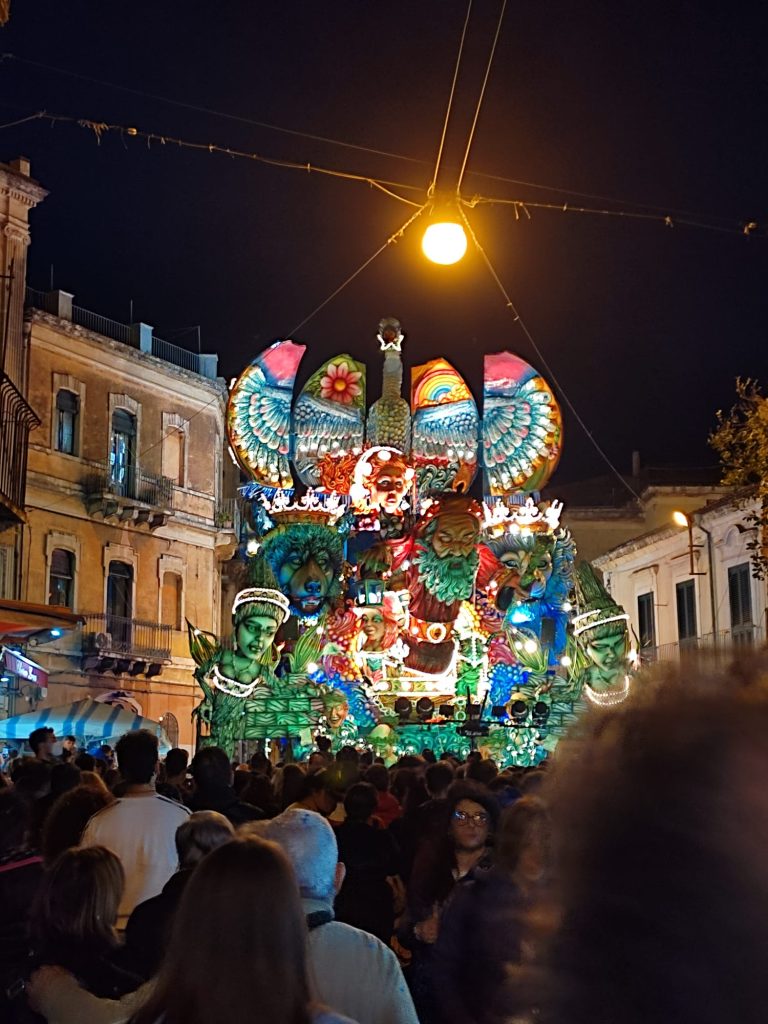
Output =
[
  {"x1": 482, "y1": 497, "x2": 563, "y2": 536},
  {"x1": 257, "y1": 488, "x2": 346, "y2": 527}
]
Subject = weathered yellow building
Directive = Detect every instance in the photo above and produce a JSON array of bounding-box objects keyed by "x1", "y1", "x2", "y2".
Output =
[{"x1": 18, "y1": 290, "x2": 238, "y2": 747}]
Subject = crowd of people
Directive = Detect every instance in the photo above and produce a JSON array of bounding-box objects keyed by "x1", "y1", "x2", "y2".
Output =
[{"x1": 1, "y1": 654, "x2": 768, "y2": 1024}]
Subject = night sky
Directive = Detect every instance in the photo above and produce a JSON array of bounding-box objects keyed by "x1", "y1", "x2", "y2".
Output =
[{"x1": 2, "y1": 0, "x2": 767, "y2": 485}]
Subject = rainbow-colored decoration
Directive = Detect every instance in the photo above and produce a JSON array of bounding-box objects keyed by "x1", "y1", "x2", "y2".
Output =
[
  {"x1": 227, "y1": 340, "x2": 306, "y2": 490},
  {"x1": 410, "y1": 358, "x2": 479, "y2": 494},
  {"x1": 482, "y1": 352, "x2": 562, "y2": 496},
  {"x1": 293, "y1": 354, "x2": 367, "y2": 489}
]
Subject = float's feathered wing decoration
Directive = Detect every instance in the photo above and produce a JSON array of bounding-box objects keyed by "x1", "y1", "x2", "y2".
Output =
[
  {"x1": 292, "y1": 354, "x2": 366, "y2": 490},
  {"x1": 227, "y1": 340, "x2": 306, "y2": 491},
  {"x1": 482, "y1": 352, "x2": 562, "y2": 495},
  {"x1": 410, "y1": 358, "x2": 480, "y2": 495}
]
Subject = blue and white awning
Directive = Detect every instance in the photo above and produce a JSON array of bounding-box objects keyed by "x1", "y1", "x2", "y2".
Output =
[{"x1": 0, "y1": 697, "x2": 171, "y2": 751}]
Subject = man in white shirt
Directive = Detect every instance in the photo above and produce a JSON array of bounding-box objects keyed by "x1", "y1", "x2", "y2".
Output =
[{"x1": 81, "y1": 729, "x2": 189, "y2": 927}]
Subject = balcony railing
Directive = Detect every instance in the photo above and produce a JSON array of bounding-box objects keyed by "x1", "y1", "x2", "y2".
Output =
[
  {"x1": 83, "y1": 613, "x2": 172, "y2": 666},
  {"x1": 0, "y1": 371, "x2": 41, "y2": 522},
  {"x1": 83, "y1": 461, "x2": 174, "y2": 528},
  {"x1": 641, "y1": 624, "x2": 766, "y2": 665},
  {"x1": 215, "y1": 497, "x2": 244, "y2": 531}
]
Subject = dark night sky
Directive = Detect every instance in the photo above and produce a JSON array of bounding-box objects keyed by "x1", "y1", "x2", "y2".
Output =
[{"x1": 2, "y1": 0, "x2": 767, "y2": 484}]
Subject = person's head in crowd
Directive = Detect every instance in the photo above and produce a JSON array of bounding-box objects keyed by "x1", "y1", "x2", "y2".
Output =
[
  {"x1": 466, "y1": 756, "x2": 499, "y2": 787},
  {"x1": 239, "y1": 772, "x2": 277, "y2": 815},
  {"x1": 394, "y1": 754, "x2": 423, "y2": 770},
  {"x1": 315, "y1": 734, "x2": 332, "y2": 755},
  {"x1": 74, "y1": 751, "x2": 96, "y2": 772},
  {"x1": 336, "y1": 745, "x2": 360, "y2": 765},
  {"x1": 11, "y1": 756, "x2": 52, "y2": 801},
  {"x1": 426, "y1": 760, "x2": 455, "y2": 799},
  {"x1": 518, "y1": 769, "x2": 546, "y2": 796},
  {"x1": 31, "y1": 846, "x2": 124, "y2": 953},
  {"x1": 359, "y1": 749, "x2": 374, "y2": 768},
  {"x1": 279, "y1": 763, "x2": 306, "y2": 810},
  {"x1": 60, "y1": 735, "x2": 77, "y2": 762},
  {"x1": 292, "y1": 769, "x2": 338, "y2": 818},
  {"x1": 343, "y1": 781, "x2": 378, "y2": 824},
  {"x1": 257, "y1": 808, "x2": 342, "y2": 904},
  {"x1": 248, "y1": 751, "x2": 273, "y2": 778},
  {"x1": 447, "y1": 779, "x2": 499, "y2": 854},
  {"x1": 115, "y1": 730, "x2": 158, "y2": 786},
  {"x1": 0, "y1": 788, "x2": 30, "y2": 856},
  {"x1": 495, "y1": 796, "x2": 551, "y2": 886},
  {"x1": 164, "y1": 748, "x2": 189, "y2": 784},
  {"x1": 79, "y1": 770, "x2": 110, "y2": 793},
  {"x1": 41, "y1": 784, "x2": 114, "y2": 866},
  {"x1": 466, "y1": 750, "x2": 482, "y2": 764},
  {"x1": 422, "y1": 747, "x2": 437, "y2": 764},
  {"x1": 49, "y1": 762, "x2": 81, "y2": 799},
  {"x1": 536, "y1": 657, "x2": 768, "y2": 1024},
  {"x1": 392, "y1": 768, "x2": 429, "y2": 812},
  {"x1": 29, "y1": 727, "x2": 56, "y2": 762},
  {"x1": 98, "y1": 744, "x2": 115, "y2": 768},
  {"x1": 129, "y1": 836, "x2": 315, "y2": 1024},
  {"x1": 232, "y1": 767, "x2": 251, "y2": 796},
  {"x1": 307, "y1": 749, "x2": 329, "y2": 773},
  {"x1": 191, "y1": 746, "x2": 232, "y2": 791},
  {"x1": 175, "y1": 810, "x2": 234, "y2": 870},
  {"x1": 364, "y1": 762, "x2": 390, "y2": 794}
]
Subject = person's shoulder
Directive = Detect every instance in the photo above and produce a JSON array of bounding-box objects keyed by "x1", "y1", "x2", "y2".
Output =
[
  {"x1": 153, "y1": 794, "x2": 191, "y2": 816},
  {"x1": 81, "y1": 798, "x2": 122, "y2": 830},
  {"x1": 313, "y1": 1011, "x2": 360, "y2": 1024},
  {"x1": 321, "y1": 920, "x2": 402, "y2": 966}
]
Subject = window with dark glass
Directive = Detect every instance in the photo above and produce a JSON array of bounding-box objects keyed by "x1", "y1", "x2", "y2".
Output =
[
  {"x1": 637, "y1": 592, "x2": 656, "y2": 651},
  {"x1": 107, "y1": 560, "x2": 133, "y2": 646},
  {"x1": 676, "y1": 580, "x2": 698, "y2": 642},
  {"x1": 728, "y1": 562, "x2": 753, "y2": 643},
  {"x1": 110, "y1": 409, "x2": 136, "y2": 495},
  {"x1": 56, "y1": 390, "x2": 79, "y2": 455},
  {"x1": 49, "y1": 548, "x2": 74, "y2": 608}
]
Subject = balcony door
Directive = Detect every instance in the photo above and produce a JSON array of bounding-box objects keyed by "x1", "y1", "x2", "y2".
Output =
[
  {"x1": 110, "y1": 409, "x2": 136, "y2": 496},
  {"x1": 107, "y1": 560, "x2": 133, "y2": 649},
  {"x1": 676, "y1": 579, "x2": 698, "y2": 649}
]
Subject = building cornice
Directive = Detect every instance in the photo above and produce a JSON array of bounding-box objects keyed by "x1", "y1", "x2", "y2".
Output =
[{"x1": 27, "y1": 310, "x2": 227, "y2": 403}]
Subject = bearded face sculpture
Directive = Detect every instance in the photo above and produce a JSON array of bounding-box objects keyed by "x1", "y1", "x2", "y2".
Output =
[
  {"x1": 413, "y1": 511, "x2": 481, "y2": 605},
  {"x1": 261, "y1": 524, "x2": 343, "y2": 618}
]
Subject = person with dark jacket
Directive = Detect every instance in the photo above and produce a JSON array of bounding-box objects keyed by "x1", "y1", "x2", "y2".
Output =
[
  {"x1": 124, "y1": 811, "x2": 234, "y2": 978},
  {"x1": 188, "y1": 746, "x2": 264, "y2": 824},
  {"x1": 433, "y1": 797, "x2": 551, "y2": 1024},
  {"x1": 334, "y1": 783, "x2": 401, "y2": 943}
]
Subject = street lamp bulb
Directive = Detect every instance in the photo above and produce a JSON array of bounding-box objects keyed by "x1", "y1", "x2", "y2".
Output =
[
  {"x1": 672, "y1": 510, "x2": 689, "y2": 527},
  {"x1": 422, "y1": 222, "x2": 467, "y2": 265}
]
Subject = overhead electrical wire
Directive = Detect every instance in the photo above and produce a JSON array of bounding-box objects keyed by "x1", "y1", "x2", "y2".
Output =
[
  {"x1": 455, "y1": 0, "x2": 507, "y2": 195},
  {"x1": 456, "y1": 204, "x2": 643, "y2": 502},
  {"x1": 428, "y1": 0, "x2": 473, "y2": 197}
]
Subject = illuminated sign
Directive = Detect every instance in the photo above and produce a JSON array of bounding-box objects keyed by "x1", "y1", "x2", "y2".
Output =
[{"x1": 1, "y1": 648, "x2": 48, "y2": 694}]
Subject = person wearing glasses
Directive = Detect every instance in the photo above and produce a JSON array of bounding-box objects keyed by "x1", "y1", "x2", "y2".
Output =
[{"x1": 405, "y1": 780, "x2": 500, "y2": 1024}]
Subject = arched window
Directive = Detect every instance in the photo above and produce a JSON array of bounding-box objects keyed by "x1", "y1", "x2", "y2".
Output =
[
  {"x1": 49, "y1": 549, "x2": 75, "y2": 608},
  {"x1": 55, "y1": 390, "x2": 79, "y2": 455},
  {"x1": 161, "y1": 571, "x2": 183, "y2": 630},
  {"x1": 160, "y1": 711, "x2": 180, "y2": 747},
  {"x1": 107, "y1": 561, "x2": 133, "y2": 647}
]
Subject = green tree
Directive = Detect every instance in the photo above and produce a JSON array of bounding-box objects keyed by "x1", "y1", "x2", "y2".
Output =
[{"x1": 709, "y1": 378, "x2": 768, "y2": 578}]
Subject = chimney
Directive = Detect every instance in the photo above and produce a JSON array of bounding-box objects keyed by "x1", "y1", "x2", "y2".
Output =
[
  {"x1": 10, "y1": 156, "x2": 31, "y2": 177},
  {"x1": 631, "y1": 450, "x2": 641, "y2": 477}
]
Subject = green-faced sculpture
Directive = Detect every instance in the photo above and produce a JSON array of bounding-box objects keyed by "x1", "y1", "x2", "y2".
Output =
[{"x1": 572, "y1": 562, "x2": 633, "y2": 705}]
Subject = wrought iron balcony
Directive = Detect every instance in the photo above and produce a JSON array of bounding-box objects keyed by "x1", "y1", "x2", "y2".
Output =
[
  {"x1": 641, "y1": 624, "x2": 765, "y2": 665},
  {"x1": 83, "y1": 460, "x2": 175, "y2": 528},
  {"x1": 0, "y1": 371, "x2": 40, "y2": 522},
  {"x1": 82, "y1": 613, "x2": 172, "y2": 677}
]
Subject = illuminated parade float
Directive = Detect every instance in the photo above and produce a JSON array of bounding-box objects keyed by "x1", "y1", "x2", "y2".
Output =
[{"x1": 189, "y1": 318, "x2": 636, "y2": 764}]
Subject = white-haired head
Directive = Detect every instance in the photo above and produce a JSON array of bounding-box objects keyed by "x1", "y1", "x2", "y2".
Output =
[{"x1": 259, "y1": 809, "x2": 339, "y2": 903}]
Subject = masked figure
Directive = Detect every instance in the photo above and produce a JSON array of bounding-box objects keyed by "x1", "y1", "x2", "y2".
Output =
[{"x1": 571, "y1": 562, "x2": 634, "y2": 705}]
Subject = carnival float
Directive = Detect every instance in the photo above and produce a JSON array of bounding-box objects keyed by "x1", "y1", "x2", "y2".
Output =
[{"x1": 189, "y1": 318, "x2": 637, "y2": 765}]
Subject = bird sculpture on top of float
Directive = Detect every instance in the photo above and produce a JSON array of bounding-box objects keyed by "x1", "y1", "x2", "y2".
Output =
[{"x1": 189, "y1": 317, "x2": 637, "y2": 764}]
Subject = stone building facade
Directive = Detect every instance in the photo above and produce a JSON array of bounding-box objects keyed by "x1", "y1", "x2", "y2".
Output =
[{"x1": 13, "y1": 292, "x2": 239, "y2": 747}]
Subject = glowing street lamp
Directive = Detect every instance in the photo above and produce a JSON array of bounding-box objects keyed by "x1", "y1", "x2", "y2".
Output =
[{"x1": 421, "y1": 219, "x2": 468, "y2": 265}]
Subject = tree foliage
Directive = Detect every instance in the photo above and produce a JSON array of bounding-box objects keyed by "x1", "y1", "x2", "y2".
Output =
[{"x1": 709, "y1": 378, "x2": 768, "y2": 578}]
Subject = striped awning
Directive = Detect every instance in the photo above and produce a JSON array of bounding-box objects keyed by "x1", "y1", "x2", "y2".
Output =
[{"x1": 0, "y1": 697, "x2": 171, "y2": 751}]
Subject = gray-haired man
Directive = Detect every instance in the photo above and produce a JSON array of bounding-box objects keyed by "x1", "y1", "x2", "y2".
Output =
[{"x1": 255, "y1": 809, "x2": 418, "y2": 1024}]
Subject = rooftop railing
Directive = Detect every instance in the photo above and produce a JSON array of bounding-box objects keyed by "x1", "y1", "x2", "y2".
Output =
[{"x1": 25, "y1": 288, "x2": 217, "y2": 379}]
